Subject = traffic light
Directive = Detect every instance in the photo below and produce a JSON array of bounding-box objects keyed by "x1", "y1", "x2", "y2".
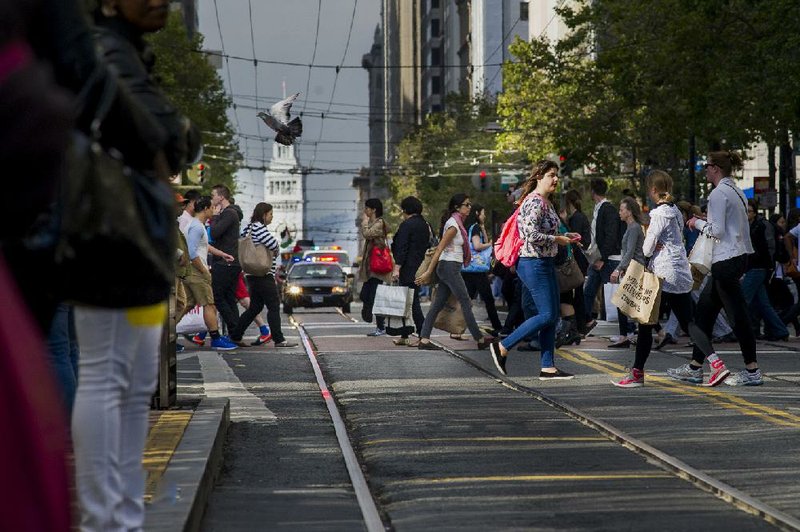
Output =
[
  {"x1": 559, "y1": 154, "x2": 572, "y2": 178},
  {"x1": 479, "y1": 170, "x2": 487, "y2": 191},
  {"x1": 197, "y1": 163, "x2": 206, "y2": 181},
  {"x1": 187, "y1": 162, "x2": 208, "y2": 184}
]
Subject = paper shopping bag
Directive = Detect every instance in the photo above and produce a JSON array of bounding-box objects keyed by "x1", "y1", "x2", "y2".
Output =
[
  {"x1": 434, "y1": 293, "x2": 467, "y2": 335},
  {"x1": 373, "y1": 284, "x2": 414, "y2": 318},
  {"x1": 611, "y1": 260, "x2": 662, "y2": 325}
]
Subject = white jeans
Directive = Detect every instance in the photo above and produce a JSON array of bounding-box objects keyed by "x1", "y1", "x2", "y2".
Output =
[{"x1": 73, "y1": 304, "x2": 164, "y2": 532}]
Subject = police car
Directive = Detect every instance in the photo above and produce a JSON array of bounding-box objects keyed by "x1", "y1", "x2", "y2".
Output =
[{"x1": 300, "y1": 246, "x2": 354, "y2": 277}]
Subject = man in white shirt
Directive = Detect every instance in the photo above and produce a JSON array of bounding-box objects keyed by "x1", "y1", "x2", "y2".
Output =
[{"x1": 177, "y1": 189, "x2": 201, "y2": 233}]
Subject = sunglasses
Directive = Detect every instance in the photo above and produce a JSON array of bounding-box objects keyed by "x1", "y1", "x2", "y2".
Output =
[
  {"x1": 459, "y1": 202, "x2": 472, "y2": 208},
  {"x1": 704, "y1": 163, "x2": 718, "y2": 169}
]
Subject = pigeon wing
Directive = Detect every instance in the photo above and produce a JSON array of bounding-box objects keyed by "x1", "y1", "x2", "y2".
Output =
[
  {"x1": 258, "y1": 112, "x2": 283, "y2": 133},
  {"x1": 270, "y1": 93, "x2": 299, "y2": 125}
]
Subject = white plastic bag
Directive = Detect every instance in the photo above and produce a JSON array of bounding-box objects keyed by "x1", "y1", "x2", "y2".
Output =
[
  {"x1": 373, "y1": 285, "x2": 414, "y2": 319},
  {"x1": 177, "y1": 305, "x2": 206, "y2": 334},
  {"x1": 688, "y1": 233, "x2": 715, "y2": 275}
]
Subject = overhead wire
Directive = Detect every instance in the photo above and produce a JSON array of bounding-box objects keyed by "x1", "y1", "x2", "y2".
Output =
[
  {"x1": 246, "y1": 0, "x2": 265, "y2": 162},
  {"x1": 211, "y1": 0, "x2": 242, "y2": 136},
  {"x1": 311, "y1": 0, "x2": 359, "y2": 167}
]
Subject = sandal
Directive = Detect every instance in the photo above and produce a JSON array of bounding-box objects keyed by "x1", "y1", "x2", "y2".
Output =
[
  {"x1": 450, "y1": 333, "x2": 466, "y2": 340},
  {"x1": 417, "y1": 340, "x2": 441, "y2": 350}
]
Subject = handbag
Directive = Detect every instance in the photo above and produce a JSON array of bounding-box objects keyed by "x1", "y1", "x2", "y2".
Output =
[
  {"x1": 54, "y1": 70, "x2": 175, "y2": 308},
  {"x1": 556, "y1": 255, "x2": 585, "y2": 292},
  {"x1": 688, "y1": 232, "x2": 715, "y2": 275},
  {"x1": 611, "y1": 260, "x2": 662, "y2": 325},
  {"x1": 494, "y1": 207, "x2": 522, "y2": 267},
  {"x1": 369, "y1": 244, "x2": 394, "y2": 274},
  {"x1": 462, "y1": 224, "x2": 492, "y2": 273},
  {"x1": 372, "y1": 284, "x2": 414, "y2": 318},
  {"x1": 239, "y1": 225, "x2": 274, "y2": 276},
  {"x1": 433, "y1": 293, "x2": 467, "y2": 335},
  {"x1": 415, "y1": 222, "x2": 440, "y2": 285}
]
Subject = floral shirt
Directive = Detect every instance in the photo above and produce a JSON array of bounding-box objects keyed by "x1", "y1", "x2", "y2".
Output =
[{"x1": 518, "y1": 193, "x2": 560, "y2": 258}]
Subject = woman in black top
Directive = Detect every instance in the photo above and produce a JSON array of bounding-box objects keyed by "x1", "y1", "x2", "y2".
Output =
[
  {"x1": 563, "y1": 189, "x2": 592, "y2": 335},
  {"x1": 460, "y1": 203, "x2": 503, "y2": 336}
]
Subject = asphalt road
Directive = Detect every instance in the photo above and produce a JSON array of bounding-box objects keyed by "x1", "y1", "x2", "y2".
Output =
[{"x1": 195, "y1": 303, "x2": 800, "y2": 531}]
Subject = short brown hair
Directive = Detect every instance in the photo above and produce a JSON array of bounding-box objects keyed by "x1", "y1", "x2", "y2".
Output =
[
  {"x1": 707, "y1": 150, "x2": 743, "y2": 176},
  {"x1": 211, "y1": 184, "x2": 231, "y2": 200}
]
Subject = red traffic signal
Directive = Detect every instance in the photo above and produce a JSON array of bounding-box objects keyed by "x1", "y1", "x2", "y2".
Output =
[
  {"x1": 559, "y1": 154, "x2": 567, "y2": 163},
  {"x1": 479, "y1": 170, "x2": 487, "y2": 179}
]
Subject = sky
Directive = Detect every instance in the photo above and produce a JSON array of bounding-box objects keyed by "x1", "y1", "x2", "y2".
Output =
[{"x1": 196, "y1": 0, "x2": 382, "y2": 256}]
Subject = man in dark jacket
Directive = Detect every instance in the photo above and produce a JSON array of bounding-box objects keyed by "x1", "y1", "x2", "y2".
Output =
[
  {"x1": 209, "y1": 184, "x2": 242, "y2": 332},
  {"x1": 583, "y1": 178, "x2": 623, "y2": 323},
  {"x1": 742, "y1": 199, "x2": 789, "y2": 340},
  {"x1": 391, "y1": 196, "x2": 430, "y2": 345}
]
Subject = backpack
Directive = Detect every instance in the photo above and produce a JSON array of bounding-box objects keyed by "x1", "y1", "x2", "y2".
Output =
[{"x1": 494, "y1": 207, "x2": 523, "y2": 267}]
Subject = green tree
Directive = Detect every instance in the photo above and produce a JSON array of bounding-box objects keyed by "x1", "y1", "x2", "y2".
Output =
[
  {"x1": 386, "y1": 96, "x2": 522, "y2": 232},
  {"x1": 147, "y1": 12, "x2": 241, "y2": 191}
]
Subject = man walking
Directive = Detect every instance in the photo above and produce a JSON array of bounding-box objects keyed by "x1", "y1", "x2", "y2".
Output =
[
  {"x1": 209, "y1": 184, "x2": 242, "y2": 333},
  {"x1": 179, "y1": 196, "x2": 237, "y2": 350},
  {"x1": 582, "y1": 179, "x2": 624, "y2": 333}
]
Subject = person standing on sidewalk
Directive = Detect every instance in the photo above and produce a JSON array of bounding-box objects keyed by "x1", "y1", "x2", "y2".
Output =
[
  {"x1": 73, "y1": 3, "x2": 202, "y2": 531},
  {"x1": 582, "y1": 178, "x2": 624, "y2": 331},
  {"x1": 607, "y1": 198, "x2": 646, "y2": 348},
  {"x1": 229, "y1": 203, "x2": 297, "y2": 348},
  {"x1": 488, "y1": 161, "x2": 580, "y2": 378},
  {"x1": 358, "y1": 198, "x2": 393, "y2": 336},
  {"x1": 416, "y1": 193, "x2": 495, "y2": 350},
  {"x1": 178, "y1": 196, "x2": 237, "y2": 351},
  {"x1": 667, "y1": 151, "x2": 762, "y2": 386},
  {"x1": 390, "y1": 196, "x2": 429, "y2": 346},
  {"x1": 614, "y1": 170, "x2": 712, "y2": 387},
  {"x1": 209, "y1": 184, "x2": 242, "y2": 333}
]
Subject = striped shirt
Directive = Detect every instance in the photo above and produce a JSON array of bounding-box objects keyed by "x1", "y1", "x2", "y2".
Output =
[{"x1": 241, "y1": 222, "x2": 280, "y2": 275}]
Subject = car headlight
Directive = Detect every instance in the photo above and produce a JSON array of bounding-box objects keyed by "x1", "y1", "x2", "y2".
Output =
[
  {"x1": 332, "y1": 286, "x2": 346, "y2": 294},
  {"x1": 287, "y1": 285, "x2": 302, "y2": 295}
]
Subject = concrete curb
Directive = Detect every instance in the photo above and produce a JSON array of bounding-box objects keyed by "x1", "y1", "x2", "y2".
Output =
[{"x1": 145, "y1": 397, "x2": 230, "y2": 532}]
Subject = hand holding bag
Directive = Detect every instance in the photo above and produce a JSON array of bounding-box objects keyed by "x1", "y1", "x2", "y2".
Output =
[
  {"x1": 688, "y1": 232, "x2": 715, "y2": 275},
  {"x1": 372, "y1": 284, "x2": 414, "y2": 319},
  {"x1": 239, "y1": 226, "x2": 274, "y2": 276},
  {"x1": 611, "y1": 260, "x2": 662, "y2": 325}
]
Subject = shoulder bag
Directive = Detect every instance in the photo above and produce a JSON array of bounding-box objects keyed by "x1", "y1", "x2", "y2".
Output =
[
  {"x1": 494, "y1": 207, "x2": 522, "y2": 267},
  {"x1": 462, "y1": 224, "x2": 492, "y2": 273},
  {"x1": 415, "y1": 222, "x2": 440, "y2": 285},
  {"x1": 368, "y1": 220, "x2": 394, "y2": 274},
  {"x1": 239, "y1": 225, "x2": 274, "y2": 276}
]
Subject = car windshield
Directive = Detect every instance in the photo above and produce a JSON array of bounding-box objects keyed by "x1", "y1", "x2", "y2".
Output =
[
  {"x1": 289, "y1": 264, "x2": 342, "y2": 279},
  {"x1": 304, "y1": 251, "x2": 350, "y2": 264}
]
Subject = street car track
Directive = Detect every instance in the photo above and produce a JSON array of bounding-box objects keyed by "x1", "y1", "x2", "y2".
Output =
[{"x1": 292, "y1": 311, "x2": 800, "y2": 531}]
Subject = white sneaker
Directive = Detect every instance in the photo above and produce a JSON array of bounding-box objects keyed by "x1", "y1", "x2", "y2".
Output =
[{"x1": 366, "y1": 329, "x2": 386, "y2": 337}]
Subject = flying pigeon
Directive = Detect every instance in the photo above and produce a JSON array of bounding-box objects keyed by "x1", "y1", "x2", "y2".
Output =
[{"x1": 257, "y1": 93, "x2": 303, "y2": 146}]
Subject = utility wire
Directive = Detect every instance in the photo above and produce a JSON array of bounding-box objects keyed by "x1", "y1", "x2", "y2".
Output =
[
  {"x1": 301, "y1": 0, "x2": 323, "y2": 118},
  {"x1": 247, "y1": 0, "x2": 264, "y2": 162},
  {"x1": 212, "y1": 0, "x2": 242, "y2": 137}
]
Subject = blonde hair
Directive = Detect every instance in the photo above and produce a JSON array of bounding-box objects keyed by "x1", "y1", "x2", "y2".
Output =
[
  {"x1": 647, "y1": 170, "x2": 675, "y2": 204},
  {"x1": 707, "y1": 150, "x2": 743, "y2": 176}
]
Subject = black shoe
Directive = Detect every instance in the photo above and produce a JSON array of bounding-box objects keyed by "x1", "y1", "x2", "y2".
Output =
[
  {"x1": 580, "y1": 319, "x2": 598, "y2": 336},
  {"x1": 417, "y1": 340, "x2": 440, "y2": 350},
  {"x1": 764, "y1": 334, "x2": 789, "y2": 342},
  {"x1": 489, "y1": 341, "x2": 507, "y2": 375},
  {"x1": 517, "y1": 342, "x2": 540, "y2": 352},
  {"x1": 498, "y1": 328, "x2": 512, "y2": 338},
  {"x1": 608, "y1": 339, "x2": 631, "y2": 348},
  {"x1": 655, "y1": 333, "x2": 677, "y2": 350},
  {"x1": 539, "y1": 368, "x2": 575, "y2": 380}
]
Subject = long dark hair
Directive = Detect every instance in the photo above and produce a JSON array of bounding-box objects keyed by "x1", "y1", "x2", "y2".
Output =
[
  {"x1": 365, "y1": 197, "x2": 383, "y2": 217},
  {"x1": 250, "y1": 202, "x2": 273, "y2": 223},
  {"x1": 463, "y1": 203, "x2": 484, "y2": 229},
  {"x1": 520, "y1": 160, "x2": 558, "y2": 201}
]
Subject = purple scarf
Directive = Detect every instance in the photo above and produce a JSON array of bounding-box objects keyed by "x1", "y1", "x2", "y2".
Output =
[{"x1": 452, "y1": 213, "x2": 472, "y2": 267}]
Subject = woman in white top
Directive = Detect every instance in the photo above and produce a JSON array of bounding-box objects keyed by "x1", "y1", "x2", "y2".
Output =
[
  {"x1": 416, "y1": 193, "x2": 494, "y2": 350},
  {"x1": 667, "y1": 151, "x2": 761, "y2": 387},
  {"x1": 614, "y1": 171, "x2": 713, "y2": 387}
]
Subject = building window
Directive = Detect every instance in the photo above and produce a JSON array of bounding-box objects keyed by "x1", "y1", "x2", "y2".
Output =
[
  {"x1": 431, "y1": 104, "x2": 442, "y2": 113},
  {"x1": 520, "y1": 1, "x2": 529, "y2": 21},
  {"x1": 431, "y1": 18, "x2": 440, "y2": 38},
  {"x1": 432, "y1": 76, "x2": 441, "y2": 95},
  {"x1": 430, "y1": 0, "x2": 439, "y2": 8},
  {"x1": 430, "y1": 47, "x2": 441, "y2": 66}
]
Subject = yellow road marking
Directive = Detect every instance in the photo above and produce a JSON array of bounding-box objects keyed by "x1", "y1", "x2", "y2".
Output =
[
  {"x1": 559, "y1": 348, "x2": 800, "y2": 428},
  {"x1": 143, "y1": 411, "x2": 192, "y2": 502},
  {"x1": 363, "y1": 436, "x2": 607, "y2": 446},
  {"x1": 389, "y1": 472, "x2": 672, "y2": 486}
]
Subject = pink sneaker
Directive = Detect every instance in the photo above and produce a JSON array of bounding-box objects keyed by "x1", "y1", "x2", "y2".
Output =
[
  {"x1": 613, "y1": 368, "x2": 644, "y2": 388},
  {"x1": 705, "y1": 358, "x2": 730, "y2": 387}
]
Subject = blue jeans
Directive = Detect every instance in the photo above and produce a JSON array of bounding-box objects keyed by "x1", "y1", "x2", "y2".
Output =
[
  {"x1": 741, "y1": 269, "x2": 789, "y2": 338},
  {"x1": 583, "y1": 259, "x2": 617, "y2": 317},
  {"x1": 502, "y1": 257, "x2": 559, "y2": 368},
  {"x1": 47, "y1": 303, "x2": 80, "y2": 417}
]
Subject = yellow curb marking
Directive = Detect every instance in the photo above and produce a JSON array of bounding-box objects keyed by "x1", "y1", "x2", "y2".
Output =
[
  {"x1": 143, "y1": 411, "x2": 192, "y2": 502},
  {"x1": 389, "y1": 472, "x2": 672, "y2": 486},
  {"x1": 363, "y1": 436, "x2": 606, "y2": 446},
  {"x1": 559, "y1": 348, "x2": 800, "y2": 428}
]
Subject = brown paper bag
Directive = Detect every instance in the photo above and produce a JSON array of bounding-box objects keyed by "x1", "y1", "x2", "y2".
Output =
[
  {"x1": 434, "y1": 293, "x2": 467, "y2": 334},
  {"x1": 611, "y1": 260, "x2": 662, "y2": 325}
]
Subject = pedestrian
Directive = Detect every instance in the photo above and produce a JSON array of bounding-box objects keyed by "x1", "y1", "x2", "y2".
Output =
[
  {"x1": 415, "y1": 193, "x2": 495, "y2": 350},
  {"x1": 667, "y1": 150, "x2": 762, "y2": 386},
  {"x1": 71, "y1": 2, "x2": 202, "y2": 530},
  {"x1": 460, "y1": 203, "x2": 503, "y2": 336},
  {"x1": 553, "y1": 214, "x2": 583, "y2": 347},
  {"x1": 177, "y1": 195, "x2": 237, "y2": 350},
  {"x1": 358, "y1": 198, "x2": 393, "y2": 336},
  {"x1": 390, "y1": 196, "x2": 430, "y2": 346},
  {"x1": 613, "y1": 170, "x2": 710, "y2": 387},
  {"x1": 563, "y1": 189, "x2": 592, "y2": 335},
  {"x1": 743, "y1": 199, "x2": 789, "y2": 340},
  {"x1": 488, "y1": 161, "x2": 580, "y2": 377},
  {"x1": 582, "y1": 178, "x2": 624, "y2": 331},
  {"x1": 229, "y1": 203, "x2": 297, "y2": 348},
  {"x1": 209, "y1": 184, "x2": 242, "y2": 333},
  {"x1": 607, "y1": 197, "x2": 646, "y2": 348}
]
